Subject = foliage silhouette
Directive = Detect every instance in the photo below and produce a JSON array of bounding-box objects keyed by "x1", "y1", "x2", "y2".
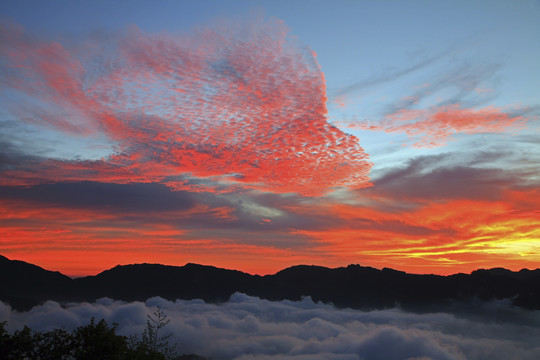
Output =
[
  {"x1": 72, "y1": 318, "x2": 129, "y2": 360},
  {"x1": 141, "y1": 307, "x2": 177, "y2": 359},
  {"x1": 0, "y1": 314, "x2": 207, "y2": 360}
]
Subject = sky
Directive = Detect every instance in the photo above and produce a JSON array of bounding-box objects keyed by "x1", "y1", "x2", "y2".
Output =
[{"x1": 0, "y1": 0, "x2": 539, "y2": 277}]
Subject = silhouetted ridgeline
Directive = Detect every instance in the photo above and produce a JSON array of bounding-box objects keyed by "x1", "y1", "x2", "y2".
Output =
[{"x1": 1, "y1": 255, "x2": 539, "y2": 311}]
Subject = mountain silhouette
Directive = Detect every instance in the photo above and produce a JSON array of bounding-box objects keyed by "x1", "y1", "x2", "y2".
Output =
[
  {"x1": 0, "y1": 255, "x2": 72, "y2": 310},
  {"x1": 1, "y1": 255, "x2": 539, "y2": 311}
]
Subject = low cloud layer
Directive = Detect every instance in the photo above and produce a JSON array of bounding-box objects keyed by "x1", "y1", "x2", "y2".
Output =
[{"x1": 2, "y1": 294, "x2": 540, "y2": 360}]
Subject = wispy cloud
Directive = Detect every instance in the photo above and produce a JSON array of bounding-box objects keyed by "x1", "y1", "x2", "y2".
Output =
[
  {"x1": 335, "y1": 58, "x2": 536, "y2": 148},
  {"x1": 347, "y1": 104, "x2": 529, "y2": 147},
  {"x1": 329, "y1": 51, "x2": 450, "y2": 97},
  {"x1": 382, "y1": 63, "x2": 502, "y2": 115}
]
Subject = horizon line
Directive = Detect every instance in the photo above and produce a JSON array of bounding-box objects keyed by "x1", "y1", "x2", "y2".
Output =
[{"x1": 2, "y1": 254, "x2": 538, "y2": 279}]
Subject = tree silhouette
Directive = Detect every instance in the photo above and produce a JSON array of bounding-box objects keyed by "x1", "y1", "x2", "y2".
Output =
[
  {"x1": 0, "y1": 312, "x2": 206, "y2": 360},
  {"x1": 72, "y1": 318, "x2": 129, "y2": 360},
  {"x1": 136, "y1": 307, "x2": 177, "y2": 360},
  {"x1": 33, "y1": 328, "x2": 73, "y2": 360}
]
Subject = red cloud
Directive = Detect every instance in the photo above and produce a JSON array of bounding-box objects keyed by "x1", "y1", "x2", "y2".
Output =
[
  {"x1": 0, "y1": 19, "x2": 371, "y2": 195},
  {"x1": 349, "y1": 105, "x2": 527, "y2": 147}
]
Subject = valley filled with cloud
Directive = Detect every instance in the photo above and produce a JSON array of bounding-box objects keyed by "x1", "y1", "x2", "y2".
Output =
[{"x1": 2, "y1": 294, "x2": 539, "y2": 360}]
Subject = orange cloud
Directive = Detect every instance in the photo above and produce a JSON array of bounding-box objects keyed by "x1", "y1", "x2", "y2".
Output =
[
  {"x1": 0, "y1": 194, "x2": 333, "y2": 276},
  {"x1": 2, "y1": 185, "x2": 538, "y2": 276},
  {"x1": 0, "y1": 196, "x2": 249, "y2": 275},
  {"x1": 0, "y1": 19, "x2": 371, "y2": 195},
  {"x1": 292, "y1": 190, "x2": 540, "y2": 274}
]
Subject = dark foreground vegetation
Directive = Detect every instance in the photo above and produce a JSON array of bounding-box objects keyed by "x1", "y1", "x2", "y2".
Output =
[{"x1": 0, "y1": 309, "x2": 208, "y2": 360}]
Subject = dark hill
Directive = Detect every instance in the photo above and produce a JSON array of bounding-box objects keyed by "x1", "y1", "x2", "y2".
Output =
[
  {"x1": 0, "y1": 255, "x2": 72, "y2": 310},
  {"x1": 1, "y1": 255, "x2": 539, "y2": 312},
  {"x1": 70, "y1": 262, "x2": 255, "y2": 303}
]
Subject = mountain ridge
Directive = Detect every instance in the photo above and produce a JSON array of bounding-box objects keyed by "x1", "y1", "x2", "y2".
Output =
[{"x1": 1, "y1": 255, "x2": 539, "y2": 312}]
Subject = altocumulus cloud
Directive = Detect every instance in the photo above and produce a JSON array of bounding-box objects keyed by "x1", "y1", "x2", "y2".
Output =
[
  {"x1": 0, "y1": 17, "x2": 371, "y2": 195},
  {"x1": 2, "y1": 294, "x2": 540, "y2": 360}
]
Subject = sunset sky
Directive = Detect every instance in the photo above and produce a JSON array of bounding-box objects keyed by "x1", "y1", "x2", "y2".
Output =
[{"x1": 1, "y1": 0, "x2": 539, "y2": 276}]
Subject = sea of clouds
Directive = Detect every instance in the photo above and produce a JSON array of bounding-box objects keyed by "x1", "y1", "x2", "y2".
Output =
[{"x1": 2, "y1": 293, "x2": 540, "y2": 360}]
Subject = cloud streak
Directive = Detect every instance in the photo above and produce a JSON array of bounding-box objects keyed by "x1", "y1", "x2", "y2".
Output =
[
  {"x1": 2, "y1": 295, "x2": 540, "y2": 360},
  {"x1": 295, "y1": 188, "x2": 540, "y2": 273},
  {"x1": 284, "y1": 148, "x2": 540, "y2": 273},
  {"x1": 0, "y1": 19, "x2": 371, "y2": 195},
  {"x1": 335, "y1": 59, "x2": 536, "y2": 148},
  {"x1": 329, "y1": 51, "x2": 450, "y2": 98},
  {"x1": 349, "y1": 105, "x2": 528, "y2": 147}
]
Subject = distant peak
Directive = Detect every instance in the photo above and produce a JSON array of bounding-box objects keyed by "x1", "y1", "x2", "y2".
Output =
[
  {"x1": 275, "y1": 264, "x2": 331, "y2": 276},
  {"x1": 382, "y1": 267, "x2": 406, "y2": 274},
  {"x1": 185, "y1": 262, "x2": 206, "y2": 267},
  {"x1": 472, "y1": 267, "x2": 514, "y2": 275}
]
